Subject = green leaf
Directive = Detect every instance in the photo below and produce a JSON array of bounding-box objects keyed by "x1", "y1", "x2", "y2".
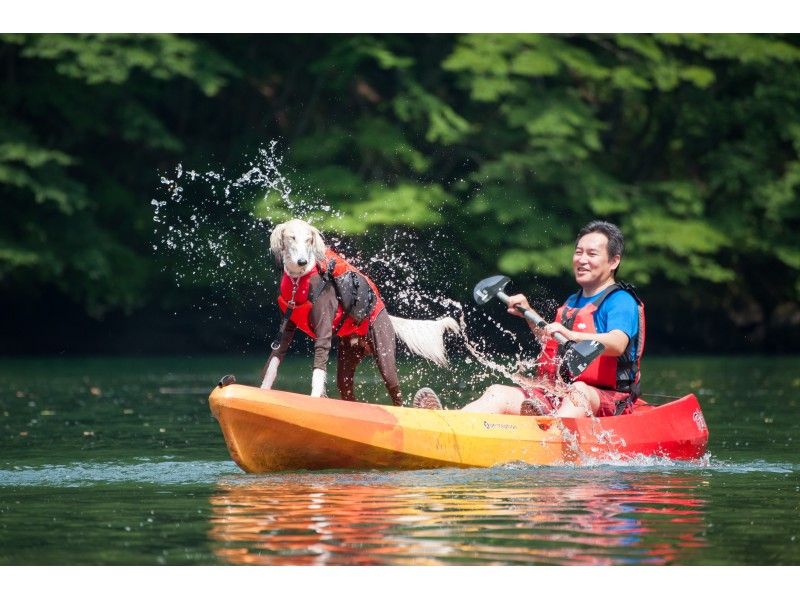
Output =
[
  {"x1": 510, "y1": 49, "x2": 560, "y2": 77},
  {"x1": 680, "y1": 65, "x2": 716, "y2": 88},
  {"x1": 611, "y1": 66, "x2": 651, "y2": 90},
  {"x1": 394, "y1": 81, "x2": 472, "y2": 144},
  {"x1": 0, "y1": 142, "x2": 73, "y2": 168},
  {"x1": 321, "y1": 183, "x2": 455, "y2": 234},
  {"x1": 498, "y1": 245, "x2": 574, "y2": 276}
]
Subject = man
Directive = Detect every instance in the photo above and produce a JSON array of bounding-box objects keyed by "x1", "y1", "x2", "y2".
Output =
[{"x1": 414, "y1": 220, "x2": 645, "y2": 417}]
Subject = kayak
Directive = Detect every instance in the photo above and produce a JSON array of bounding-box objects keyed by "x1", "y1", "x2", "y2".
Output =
[{"x1": 209, "y1": 383, "x2": 709, "y2": 473}]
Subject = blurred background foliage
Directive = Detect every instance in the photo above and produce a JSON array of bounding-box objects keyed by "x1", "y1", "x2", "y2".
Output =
[{"x1": 1, "y1": 33, "x2": 799, "y2": 354}]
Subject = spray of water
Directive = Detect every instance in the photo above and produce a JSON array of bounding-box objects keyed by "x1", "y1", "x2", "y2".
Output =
[{"x1": 151, "y1": 141, "x2": 578, "y2": 411}]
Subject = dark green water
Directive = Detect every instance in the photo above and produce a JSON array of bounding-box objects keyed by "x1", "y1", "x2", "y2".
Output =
[{"x1": 1, "y1": 355, "x2": 798, "y2": 565}]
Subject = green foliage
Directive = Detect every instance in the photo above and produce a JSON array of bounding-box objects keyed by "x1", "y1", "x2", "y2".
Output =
[
  {"x1": 319, "y1": 183, "x2": 455, "y2": 233},
  {"x1": 2, "y1": 33, "x2": 799, "y2": 349},
  {"x1": 0, "y1": 33, "x2": 236, "y2": 316},
  {"x1": 13, "y1": 33, "x2": 237, "y2": 94}
]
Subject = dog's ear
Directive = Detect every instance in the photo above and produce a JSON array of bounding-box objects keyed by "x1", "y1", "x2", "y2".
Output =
[
  {"x1": 310, "y1": 224, "x2": 326, "y2": 262},
  {"x1": 269, "y1": 222, "x2": 286, "y2": 267}
]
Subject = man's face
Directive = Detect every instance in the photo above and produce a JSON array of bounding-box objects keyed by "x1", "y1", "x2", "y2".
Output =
[{"x1": 572, "y1": 232, "x2": 620, "y2": 287}]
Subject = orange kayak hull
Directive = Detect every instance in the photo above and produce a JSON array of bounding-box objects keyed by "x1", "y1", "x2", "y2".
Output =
[{"x1": 209, "y1": 385, "x2": 709, "y2": 473}]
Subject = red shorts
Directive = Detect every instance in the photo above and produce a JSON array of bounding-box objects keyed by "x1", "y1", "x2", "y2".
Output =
[{"x1": 520, "y1": 385, "x2": 632, "y2": 417}]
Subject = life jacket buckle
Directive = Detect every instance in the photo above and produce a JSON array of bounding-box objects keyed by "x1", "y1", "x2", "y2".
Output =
[{"x1": 287, "y1": 300, "x2": 296, "y2": 309}]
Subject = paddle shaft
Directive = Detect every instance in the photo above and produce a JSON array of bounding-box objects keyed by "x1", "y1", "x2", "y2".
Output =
[{"x1": 495, "y1": 290, "x2": 571, "y2": 346}]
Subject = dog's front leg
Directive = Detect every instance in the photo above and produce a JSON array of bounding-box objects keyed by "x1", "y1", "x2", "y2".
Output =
[
  {"x1": 262, "y1": 322, "x2": 296, "y2": 390},
  {"x1": 308, "y1": 295, "x2": 335, "y2": 398},
  {"x1": 261, "y1": 356, "x2": 280, "y2": 390},
  {"x1": 310, "y1": 368, "x2": 327, "y2": 397}
]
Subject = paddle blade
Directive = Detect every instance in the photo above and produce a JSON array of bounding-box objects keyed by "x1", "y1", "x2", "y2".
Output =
[
  {"x1": 561, "y1": 340, "x2": 605, "y2": 379},
  {"x1": 473, "y1": 275, "x2": 510, "y2": 305}
]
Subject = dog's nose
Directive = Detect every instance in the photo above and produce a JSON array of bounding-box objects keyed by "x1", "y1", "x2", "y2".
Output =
[{"x1": 297, "y1": 258, "x2": 308, "y2": 266}]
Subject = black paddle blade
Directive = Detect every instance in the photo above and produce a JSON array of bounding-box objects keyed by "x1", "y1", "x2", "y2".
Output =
[
  {"x1": 561, "y1": 340, "x2": 605, "y2": 379},
  {"x1": 473, "y1": 275, "x2": 510, "y2": 305}
]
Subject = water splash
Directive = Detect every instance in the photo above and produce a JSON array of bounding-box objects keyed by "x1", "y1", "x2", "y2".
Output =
[
  {"x1": 152, "y1": 141, "x2": 326, "y2": 292},
  {"x1": 151, "y1": 141, "x2": 346, "y2": 351},
  {"x1": 151, "y1": 141, "x2": 549, "y2": 399}
]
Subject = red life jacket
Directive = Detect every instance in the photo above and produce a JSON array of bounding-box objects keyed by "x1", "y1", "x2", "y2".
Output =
[
  {"x1": 538, "y1": 283, "x2": 645, "y2": 392},
  {"x1": 277, "y1": 248, "x2": 385, "y2": 339}
]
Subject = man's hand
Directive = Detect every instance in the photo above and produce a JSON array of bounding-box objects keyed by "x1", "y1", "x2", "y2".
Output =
[
  {"x1": 505, "y1": 293, "x2": 532, "y2": 317},
  {"x1": 543, "y1": 322, "x2": 577, "y2": 342}
]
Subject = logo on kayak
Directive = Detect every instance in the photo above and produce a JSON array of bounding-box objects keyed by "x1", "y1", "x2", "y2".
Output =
[
  {"x1": 577, "y1": 322, "x2": 587, "y2": 330},
  {"x1": 692, "y1": 410, "x2": 707, "y2": 432},
  {"x1": 483, "y1": 420, "x2": 517, "y2": 431}
]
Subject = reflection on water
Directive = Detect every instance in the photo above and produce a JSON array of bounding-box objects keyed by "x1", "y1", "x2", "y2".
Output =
[{"x1": 209, "y1": 468, "x2": 707, "y2": 565}]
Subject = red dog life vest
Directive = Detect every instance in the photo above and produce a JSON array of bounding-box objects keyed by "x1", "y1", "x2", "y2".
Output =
[
  {"x1": 538, "y1": 283, "x2": 645, "y2": 392},
  {"x1": 277, "y1": 248, "x2": 385, "y2": 339}
]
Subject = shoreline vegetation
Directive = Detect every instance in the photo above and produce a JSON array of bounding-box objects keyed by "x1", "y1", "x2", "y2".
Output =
[{"x1": 2, "y1": 34, "x2": 799, "y2": 355}]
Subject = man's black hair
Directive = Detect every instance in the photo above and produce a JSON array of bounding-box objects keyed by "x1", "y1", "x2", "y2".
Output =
[{"x1": 576, "y1": 220, "x2": 624, "y2": 275}]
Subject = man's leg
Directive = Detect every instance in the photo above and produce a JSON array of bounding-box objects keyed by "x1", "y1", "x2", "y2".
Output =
[
  {"x1": 460, "y1": 384, "x2": 527, "y2": 414},
  {"x1": 555, "y1": 381, "x2": 600, "y2": 417}
]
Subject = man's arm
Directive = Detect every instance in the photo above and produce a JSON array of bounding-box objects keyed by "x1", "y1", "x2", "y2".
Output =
[
  {"x1": 543, "y1": 291, "x2": 637, "y2": 357},
  {"x1": 507, "y1": 291, "x2": 631, "y2": 354},
  {"x1": 542, "y1": 324, "x2": 630, "y2": 356}
]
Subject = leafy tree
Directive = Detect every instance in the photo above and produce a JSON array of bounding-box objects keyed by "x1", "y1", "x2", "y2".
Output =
[{"x1": 2, "y1": 34, "x2": 798, "y2": 352}]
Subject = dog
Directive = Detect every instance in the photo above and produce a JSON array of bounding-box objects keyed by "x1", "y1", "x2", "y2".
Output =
[{"x1": 261, "y1": 218, "x2": 458, "y2": 406}]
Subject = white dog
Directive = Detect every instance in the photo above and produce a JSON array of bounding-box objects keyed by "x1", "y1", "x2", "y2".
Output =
[{"x1": 261, "y1": 218, "x2": 458, "y2": 406}]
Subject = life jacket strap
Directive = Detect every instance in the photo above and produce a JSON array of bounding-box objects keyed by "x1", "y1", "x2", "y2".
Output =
[
  {"x1": 614, "y1": 380, "x2": 641, "y2": 415},
  {"x1": 309, "y1": 258, "x2": 336, "y2": 304},
  {"x1": 270, "y1": 275, "x2": 301, "y2": 351}
]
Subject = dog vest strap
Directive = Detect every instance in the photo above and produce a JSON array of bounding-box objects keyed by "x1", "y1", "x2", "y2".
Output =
[
  {"x1": 271, "y1": 277, "x2": 300, "y2": 350},
  {"x1": 308, "y1": 259, "x2": 336, "y2": 304}
]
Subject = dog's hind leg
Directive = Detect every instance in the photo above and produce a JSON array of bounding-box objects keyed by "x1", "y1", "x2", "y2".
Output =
[
  {"x1": 369, "y1": 310, "x2": 403, "y2": 407},
  {"x1": 336, "y1": 338, "x2": 366, "y2": 402}
]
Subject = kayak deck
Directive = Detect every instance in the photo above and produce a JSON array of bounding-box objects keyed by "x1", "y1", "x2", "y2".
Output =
[{"x1": 209, "y1": 385, "x2": 709, "y2": 473}]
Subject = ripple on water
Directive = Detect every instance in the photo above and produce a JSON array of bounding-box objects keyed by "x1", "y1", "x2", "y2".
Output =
[
  {"x1": 0, "y1": 454, "x2": 796, "y2": 490},
  {"x1": 0, "y1": 459, "x2": 241, "y2": 487}
]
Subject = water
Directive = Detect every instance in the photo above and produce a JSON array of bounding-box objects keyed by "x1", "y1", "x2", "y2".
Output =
[{"x1": 1, "y1": 355, "x2": 798, "y2": 565}]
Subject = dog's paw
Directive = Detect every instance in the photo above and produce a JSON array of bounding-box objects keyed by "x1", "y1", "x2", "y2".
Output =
[{"x1": 311, "y1": 368, "x2": 326, "y2": 397}]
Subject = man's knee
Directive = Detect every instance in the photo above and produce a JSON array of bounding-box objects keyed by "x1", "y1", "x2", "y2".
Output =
[
  {"x1": 569, "y1": 381, "x2": 600, "y2": 412},
  {"x1": 485, "y1": 384, "x2": 510, "y2": 399}
]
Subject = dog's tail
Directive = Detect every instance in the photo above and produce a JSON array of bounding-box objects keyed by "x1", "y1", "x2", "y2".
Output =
[{"x1": 388, "y1": 315, "x2": 460, "y2": 367}]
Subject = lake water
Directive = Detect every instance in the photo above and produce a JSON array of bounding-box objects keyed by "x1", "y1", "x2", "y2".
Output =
[{"x1": 1, "y1": 355, "x2": 798, "y2": 565}]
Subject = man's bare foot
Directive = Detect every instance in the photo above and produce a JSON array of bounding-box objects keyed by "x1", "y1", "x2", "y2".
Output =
[
  {"x1": 520, "y1": 398, "x2": 547, "y2": 416},
  {"x1": 413, "y1": 387, "x2": 443, "y2": 410}
]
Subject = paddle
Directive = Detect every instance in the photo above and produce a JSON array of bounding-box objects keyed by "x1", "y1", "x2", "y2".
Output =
[{"x1": 472, "y1": 275, "x2": 605, "y2": 379}]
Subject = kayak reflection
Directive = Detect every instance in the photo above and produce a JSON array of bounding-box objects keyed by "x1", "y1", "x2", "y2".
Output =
[{"x1": 208, "y1": 469, "x2": 708, "y2": 565}]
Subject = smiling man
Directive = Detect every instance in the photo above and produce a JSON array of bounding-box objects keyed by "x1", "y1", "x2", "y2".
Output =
[{"x1": 414, "y1": 221, "x2": 645, "y2": 418}]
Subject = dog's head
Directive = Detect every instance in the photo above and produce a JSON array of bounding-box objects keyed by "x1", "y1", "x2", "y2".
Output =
[{"x1": 269, "y1": 219, "x2": 326, "y2": 277}]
